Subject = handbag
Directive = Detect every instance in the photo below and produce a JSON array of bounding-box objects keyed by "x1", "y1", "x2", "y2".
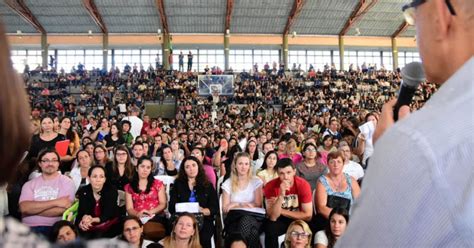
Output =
[{"x1": 326, "y1": 195, "x2": 351, "y2": 211}]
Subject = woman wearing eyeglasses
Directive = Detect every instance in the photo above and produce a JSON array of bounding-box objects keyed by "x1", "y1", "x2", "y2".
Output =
[
  {"x1": 296, "y1": 143, "x2": 327, "y2": 190},
  {"x1": 283, "y1": 220, "x2": 312, "y2": 248},
  {"x1": 314, "y1": 208, "x2": 349, "y2": 248},
  {"x1": 120, "y1": 216, "x2": 153, "y2": 248}
]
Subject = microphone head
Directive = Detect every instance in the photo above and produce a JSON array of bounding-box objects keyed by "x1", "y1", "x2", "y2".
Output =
[{"x1": 401, "y1": 62, "x2": 425, "y2": 88}]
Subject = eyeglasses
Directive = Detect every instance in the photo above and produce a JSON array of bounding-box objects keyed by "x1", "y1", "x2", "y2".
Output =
[
  {"x1": 305, "y1": 148, "x2": 317, "y2": 152},
  {"x1": 41, "y1": 159, "x2": 59, "y2": 164},
  {"x1": 116, "y1": 152, "x2": 128, "y2": 156},
  {"x1": 95, "y1": 150, "x2": 105, "y2": 154},
  {"x1": 402, "y1": 0, "x2": 456, "y2": 25},
  {"x1": 124, "y1": 226, "x2": 140, "y2": 233},
  {"x1": 290, "y1": 231, "x2": 311, "y2": 239}
]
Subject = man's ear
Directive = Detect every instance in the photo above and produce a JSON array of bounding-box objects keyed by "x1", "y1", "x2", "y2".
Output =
[{"x1": 433, "y1": 0, "x2": 455, "y2": 41}]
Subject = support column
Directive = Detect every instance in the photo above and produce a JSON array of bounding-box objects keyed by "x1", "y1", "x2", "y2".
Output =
[
  {"x1": 103, "y1": 33, "x2": 109, "y2": 70},
  {"x1": 338, "y1": 35, "x2": 344, "y2": 71},
  {"x1": 282, "y1": 35, "x2": 288, "y2": 70},
  {"x1": 391, "y1": 37, "x2": 399, "y2": 71},
  {"x1": 41, "y1": 33, "x2": 48, "y2": 69},
  {"x1": 163, "y1": 33, "x2": 171, "y2": 70},
  {"x1": 224, "y1": 34, "x2": 230, "y2": 71}
]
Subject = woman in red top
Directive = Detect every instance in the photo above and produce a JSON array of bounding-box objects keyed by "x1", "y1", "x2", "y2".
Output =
[{"x1": 125, "y1": 156, "x2": 167, "y2": 241}]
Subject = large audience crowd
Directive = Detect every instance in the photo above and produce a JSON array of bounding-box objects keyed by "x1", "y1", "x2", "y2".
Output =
[{"x1": 3, "y1": 62, "x2": 436, "y2": 248}]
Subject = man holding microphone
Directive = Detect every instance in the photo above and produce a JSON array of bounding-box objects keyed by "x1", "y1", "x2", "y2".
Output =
[{"x1": 337, "y1": 0, "x2": 473, "y2": 247}]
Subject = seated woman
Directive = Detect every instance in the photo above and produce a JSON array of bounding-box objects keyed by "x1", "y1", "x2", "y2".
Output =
[
  {"x1": 314, "y1": 151, "x2": 360, "y2": 231},
  {"x1": 169, "y1": 156, "x2": 218, "y2": 248},
  {"x1": 283, "y1": 220, "x2": 312, "y2": 248},
  {"x1": 314, "y1": 208, "x2": 349, "y2": 248},
  {"x1": 125, "y1": 156, "x2": 167, "y2": 241},
  {"x1": 75, "y1": 165, "x2": 120, "y2": 239},
  {"x1": 222, "y1": 152, "x2": 264, "y2": 247},
  {"x1": 120, "y1": 216, "x2": 154, "y2": 248},
  {"x1": 69, "y1": 149, "x2": 92, "y2": 192},
  {"x1": 317, "y1": 136, "x2": 337, "y2": 166},
  {"x1": 157, "y1": 213, "x2": 202, "y2": 248},
  {"x1": 257, "y1": 151, "x2": 279, "y2": 185},
  {"x1": 93, "y1": 144, "x2": 113, "y2": 168},
  {"x1": 279, "y1": 138, "x2": 303, "y2": 165},
  {"x1": 106, "y1": 145, "x2": 134, "y2": 191},
  {"x1": 191, "y1": 147, "x2": 216, "y2": 188},
  {"x1": 296, "y1": 143, "x2": 327, "y2": 190},
  {"x1": 49, "y1": 220, "x2": 78, "y2": 244},
  {"x1": 103, "y1": 123, "x2": 125, "y2": 152}
]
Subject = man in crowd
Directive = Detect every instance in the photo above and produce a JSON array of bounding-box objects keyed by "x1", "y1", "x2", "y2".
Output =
[
  {"x1": 122, "y1": 107, "x2": 143, "y2": 140},
  {"x1": 263, "y1": 158, "x2": 312, "y2": 247},
  {"x1": 338, "y1": 0, "x2": 474, "y2": 246},
  {"x1": 19, "y1": 149, "x2": 75, "y2": 236}
]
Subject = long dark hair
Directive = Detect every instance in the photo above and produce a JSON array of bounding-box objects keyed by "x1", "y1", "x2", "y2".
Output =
[
  {"x1": 49, "y1": 220, "x2": 78, "y2": 242},
  {"x1": 260, "y1": 150, "x2": 278, "y2": 170},
  {"x1": 130, "y1": 156, "x2": 155, "y2": 194},
  {"x1": 326, "y1": 207, "x2": 349, "y2": 248},
  {"x1": 245, "y1": 139, "x2": 260, "y2": 161},
  {"x1": 120, "y1": 216, "x2": 144, "y2": 246},
  {"x1": 112, "y1": 145, "x2": 133, "y2": 180},
  {"x1": 176, "y1": 156, "x2": 209, "y2": 187},
  {"x1": 60, "y1": 117, "x2": 75, "y2": 142},
  {"x1": 110, "y1": 122, "x2": 123, "y2": 138}
]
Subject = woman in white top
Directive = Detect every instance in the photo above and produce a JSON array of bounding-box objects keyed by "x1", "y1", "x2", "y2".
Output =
[
  {"x1": 69, "y1": 149, "x2": 92, "y2": 192},
  {"x1": 222, "y1": 152, "x2": 264, "y2": 247},
  {"x1": 314, "y1": 208, "x2": 349, "y2": 248}
]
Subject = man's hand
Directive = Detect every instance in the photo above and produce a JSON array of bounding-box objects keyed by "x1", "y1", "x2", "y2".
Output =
[{"x1": 373, "y1": 98, "x2": 410, "y2": 144}]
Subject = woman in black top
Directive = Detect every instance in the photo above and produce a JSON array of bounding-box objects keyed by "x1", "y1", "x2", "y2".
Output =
[
  {"x1": 106, "y1": 145, "x2": 133, "y2": 191},
  {"x1": 28, "y1": 115, "x2": 66, "y2": 170},
  {"x1": 103, "y1": 123, "x2": 125, "y2": 151},
  {"x1": 76, "y1": 165, "x2": 120, "y2": 239},
  {"x1": 169, "y1": 156, "x2": 218, "y2": 248}
]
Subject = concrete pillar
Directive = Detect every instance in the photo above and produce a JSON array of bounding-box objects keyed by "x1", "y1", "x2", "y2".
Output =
[
  {"x1": 338, "y1": 35, "x2": 344, "y2": 71},
  {"x1": 41, "y1": 33, "x2": 48, "y2": 69},
  {"x1": 282, "y1": 35, "x2": 288, "y2": 70},
  {"x1": 103, "y1": 33, "x2": 109, "y2": 70},
  {"x1": 224, "y1": 34, "x2": 230, "y2": 70},
  {"x1": 163, "y1": 33, "x2": 171, "y2": 70},
  {"x1": 392, "y1": 37, "x2": 399, "y2": 71}
]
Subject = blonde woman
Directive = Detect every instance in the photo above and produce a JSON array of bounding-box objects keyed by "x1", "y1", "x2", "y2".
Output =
[
  {"x1": 284, "y1": 220, "x2": 312, "y2": 248},
  {"x1": 279, "y1": 138, "x2": 303, "y2": 164},
  {"x1": 158, "y1": 213, "x2": 202, "y2": 248},
  {"x1": 222, "y1": 152, "x2": 264, "y2": 247}
]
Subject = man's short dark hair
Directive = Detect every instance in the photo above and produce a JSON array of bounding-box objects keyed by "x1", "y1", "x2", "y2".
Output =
[{"x1": 275, "y1": 157, "x2": 294, "y2": 170}]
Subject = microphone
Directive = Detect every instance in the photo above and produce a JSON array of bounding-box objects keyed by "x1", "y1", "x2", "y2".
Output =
[{"x1": 394, "y1": 62, "x2": 425, "y2": 121}]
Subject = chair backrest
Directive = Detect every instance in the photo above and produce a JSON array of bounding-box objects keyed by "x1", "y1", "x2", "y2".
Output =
[
  {"x1": 62, "y1": 200, "x2": 79, "y2": 222},
  {"x1": 219, "y1": 194, "x2": 224, "y2": 229},
  {"x1": 154, "y1": 175, "x2": 176, "y2": 213},
  {"x1": 216, "y1": 176, "x2": 224, "y2": 196},
  {"x1": 312, "y1": 188, "x2": 317, "y2": 216}
]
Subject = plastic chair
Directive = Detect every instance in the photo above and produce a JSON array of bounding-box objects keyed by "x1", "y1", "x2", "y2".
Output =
[{"x1": 62, "y1": 200, "x2": 79, "y2": 222}]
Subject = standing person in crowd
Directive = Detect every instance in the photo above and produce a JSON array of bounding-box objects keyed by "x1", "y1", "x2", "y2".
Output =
[
  {"x1": 125, "y1": 156, "x2": 168, "y2": 241},
  {"x1": 257, "y1": 150, "x2": 279, "y2": 185},
  {"x1": 283, "y1": 220, "x2": 312, "y2": 248},
  {"x1": 314, "y1": 151, "x2": 360, "y2": 231},
  {"x1": 69, "y1": 149, "x2": 92, "y2": 192},
  {"x1": 122, "y1": 107, "x2": 143, "y2": 140},
  {"x1": 120, "y1": 216, "x2": 154, "y2": 248},
  {"x1": 338, "y1": 1, "x2": 474, "y2": 247},
  {"x1": 314, "y1": 208, "x2": 348, "y2": 248},
  {"x1": 169, "y1": 156, "x2": 218, "y2": 248},
  {"x1": 157, "y1": 213, "x2": 202, "y2": 248},
  {"x1": 296, "y1": 143, "x2": 327, "y2": 190},
  {"x1": 187, "y1": 51, "x2": 193, "y2": 71},
  {"x1": 222, "y1": 152, "x2": 264, "y2": 248},
  {"x1": 19, "y1": 149, "x2": 76, "y2": 237},
  {"x1": 75, "y1": 165, "x2": 120, "y2": 239},
  {"x1": 179, "y1": 52, "x2": 185, "y2": 72},
  {"x1": 263, "y1": 158, "x2": 313, "y2": 248}
]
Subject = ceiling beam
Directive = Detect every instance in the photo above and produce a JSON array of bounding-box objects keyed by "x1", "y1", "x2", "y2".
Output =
[
  {"x1": 156, "y1": 0, "x2": 169, "y2": 34},
  {"x1": 391, "y1": 21, "x2": 409, "y2": 38},
  {"x1": 339, "y1": 0, "x2": 378, "y2": 36},
  {"x1": 82, "y1": 0, "x2": 107, "y2": 33},
  {"x1": 283, "y1": 0, "x2": 306, "y2": 36},
  {"x1": 5, "y1": 0, "x2": 45, "y2": 34},
  {"x1": 225, "y1": 0, "x2": 234, "y2": 33}
]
